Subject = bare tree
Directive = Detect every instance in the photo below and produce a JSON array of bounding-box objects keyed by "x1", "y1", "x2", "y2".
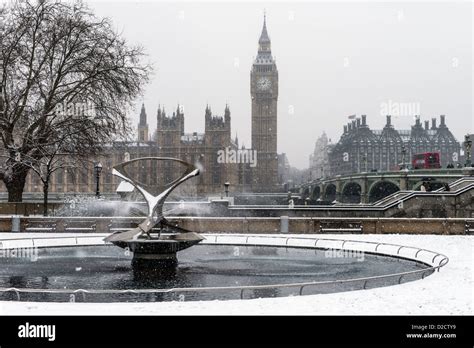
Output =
[
  {"x1": 27, "y1": 153, "x2": 75, "y2": 216},
  {"x1": 25, "y1": 124, "x2": 94, "y2": 215},
  {"x1": 0, "y1": 0, "x2": 151, "y2": 202}
]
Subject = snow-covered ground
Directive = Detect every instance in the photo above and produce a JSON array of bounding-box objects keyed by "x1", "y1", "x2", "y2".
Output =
[{"x1": 0, "y1": 233, "x2": 472, "y2": 315}]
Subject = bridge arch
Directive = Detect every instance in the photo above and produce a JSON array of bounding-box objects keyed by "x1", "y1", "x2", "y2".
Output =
[
  {"x1": 323, "y1": 184, "x2": 336, "y2": 202},
  {"x1": 368, "y1": 180, "x2": 400, "y2": 203},
  {"x1": 302, "y1": 186, "x2": 310, "y2": 196},
  {"x1": 311, "y1": 186, "x2": 321, "y2": 200},
  {"x1": 341, "y1": 182, "x2": 362, "y2": 203}
]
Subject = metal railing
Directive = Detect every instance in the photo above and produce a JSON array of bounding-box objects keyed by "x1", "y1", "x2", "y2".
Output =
[
  {"x1": 0, "y1": 234, "x2": 449, "y2": 302},
  {"x1": 334, "y1": 180, "x2": 474, "y2": 210}
]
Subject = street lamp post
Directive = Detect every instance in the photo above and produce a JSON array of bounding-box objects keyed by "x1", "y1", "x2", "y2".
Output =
[
  {"x1": 464, "y1": 135, "x2": 472, "y2": 167},
  {"x1": 224, "y1": 181, "x2": 230, "y2": 197},
  {"x1": 94, "y1": 162, "x2": 103, "y2": 197},
  {"x1": 362, "y1": 153, "x2": 367, "y2": 172}
]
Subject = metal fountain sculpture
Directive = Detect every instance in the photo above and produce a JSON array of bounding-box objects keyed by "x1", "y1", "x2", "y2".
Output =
[{"x1": 104, "y1": 157, "x2": 204, "y2": 264}]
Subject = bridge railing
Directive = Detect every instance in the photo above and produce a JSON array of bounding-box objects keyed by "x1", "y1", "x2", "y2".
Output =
[
  {"x1": 433, "y1": 177, "x2": 474, "y2": 192},
  {"x1": 301, "y1": 168, "x2": 466, "y2": 190},
  {"x1": 326, "y1": 176, "x2": 474, "y2": 210}
]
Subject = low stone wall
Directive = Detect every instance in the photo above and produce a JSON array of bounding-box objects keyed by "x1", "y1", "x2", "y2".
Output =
[
  {"x1": 0, "y1": 216, "x2": 468, "y2": 235},
  {"x1": 174, "y1": 217, "x2": 467, "y2": 235},
  {"x1": 0, "y1": 202, "x2": 63, "y2": 216}
]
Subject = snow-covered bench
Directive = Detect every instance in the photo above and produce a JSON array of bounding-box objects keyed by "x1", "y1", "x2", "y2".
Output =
[
  {"x1": 63, "y1": 220, "x2": 97, "y2": 233},
  {"x1": 319, "y1": 220, "x2": 363, "y2": 234},
  {"x1": 107, "y1": 221, "x2": 137, "y2": 233},
  {"x1": 25, "y1": 220, "x2": 57, "y2": 232}
]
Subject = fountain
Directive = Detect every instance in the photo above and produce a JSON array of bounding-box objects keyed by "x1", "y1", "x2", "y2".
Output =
[
  {"x1": 0, "y1": 158, "x2": 448, "y2": 303},
  {"x1": 104, "y1": 157, "x2": 204, "y2": 265}
]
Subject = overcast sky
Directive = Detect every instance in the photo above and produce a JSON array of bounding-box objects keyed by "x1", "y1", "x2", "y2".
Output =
[{"x1": 88, "y1": 1, "x2": 473, "y2": 169}]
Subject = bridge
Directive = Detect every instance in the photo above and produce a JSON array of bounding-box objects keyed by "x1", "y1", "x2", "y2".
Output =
[{"x1": 299, "y1": 168, "x2": 469, "y2": 204}]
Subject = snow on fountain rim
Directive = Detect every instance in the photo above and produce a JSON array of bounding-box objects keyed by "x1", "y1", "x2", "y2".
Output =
[
  {"x1": 0, "y1": 233, "x2": 448, "y2": 296},
  {"x1": 0, "y1": 233, "x2": 448, "y2": 268},
  {"x1": 0, "y1": 233, "x2": 470, "y2": 315}
]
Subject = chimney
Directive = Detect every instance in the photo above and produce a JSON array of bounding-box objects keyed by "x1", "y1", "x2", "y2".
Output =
[
  {"x1": 361, "y1": 115, "x2": 367, "y2": 126},
  {"x1": 424, "y1": 120, "x2": 429, "y2": 130},
  {"x1": 440, "y1": 115, "x2": 446, "y2": 127},
  {"x1": 431, "y1": 118, "x2": 437, "y2": 129},
  {"x1": 386, "y1": 115, "x2": 391, "y2": 127},
  {"x1": 415, "y1": 116, "x2": 420, "y2": 126},
  {"x1": 356, "y1": 118, "x2": 361, "y2": 127},
  {"x1": 343, "y1": 125, "x2": 348, "y2": 134}
]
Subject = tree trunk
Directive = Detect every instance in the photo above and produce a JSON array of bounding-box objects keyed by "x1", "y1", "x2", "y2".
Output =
[
  {"x1": 4, "y1": 167, "x2": 29, "y2": 203},
  {"x1": 43, "y1": 181, "x2": 49, "y2": 217}
]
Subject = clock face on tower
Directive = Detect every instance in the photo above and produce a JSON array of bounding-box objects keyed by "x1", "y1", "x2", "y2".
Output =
[{"x1": 257, "y1": 77, "x2": 272, "y2": 91}]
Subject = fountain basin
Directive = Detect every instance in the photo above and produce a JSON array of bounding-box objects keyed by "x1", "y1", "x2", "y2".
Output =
[{"x1": 0, "y1": 233, "x2": 448, "y2": 302}]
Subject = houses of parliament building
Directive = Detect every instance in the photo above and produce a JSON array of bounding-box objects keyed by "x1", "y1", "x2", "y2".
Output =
[
  {"x1": 321, "y1": 114, "x2": 461, "y2": 177},
  {"x1": 19, "y1": 15, "x2": 283, "y2": 197}
]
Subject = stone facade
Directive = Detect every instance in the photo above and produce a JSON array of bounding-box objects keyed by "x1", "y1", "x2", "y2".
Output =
[
  {"x1": 22, "y1": 104, "x2": 241, "y2": 196},
  {"x1": 309, "y1": 132, "x2": 332, "y2": 180},
  {"x1": 468, "y1": 134, "x2": 474, "y2": 165},
  {"x1": 328, "y1": 115, "x2": 461, "y2": 176}
]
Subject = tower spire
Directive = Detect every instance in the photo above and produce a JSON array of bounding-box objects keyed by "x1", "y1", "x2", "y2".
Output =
[
  {"x1": 259, "y1": 11, "x2": 270, "y2": 45},
  {"x1": 205, "y1": 104, "x2": 212, "y2": 118},
  {"x1": 138, "y1": 103, "x2": 149, "y2": 141},
  {"x1": 139, "y1": 103, "x2": 147, "y2": 126}
]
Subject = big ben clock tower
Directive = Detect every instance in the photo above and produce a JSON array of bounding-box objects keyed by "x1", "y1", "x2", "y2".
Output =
[{"x1": 251, "y1": 14, "x2": 279, "y2": 192}]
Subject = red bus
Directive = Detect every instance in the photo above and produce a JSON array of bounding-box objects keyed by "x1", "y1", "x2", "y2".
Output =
[{"x1": 412, "y1": 152, "x2": 441, "y2": 169}]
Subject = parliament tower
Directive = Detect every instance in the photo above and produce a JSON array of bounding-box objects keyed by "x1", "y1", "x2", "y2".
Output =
[{"x1": 250, "y1": 14, "x2": 279, "y2": 192}]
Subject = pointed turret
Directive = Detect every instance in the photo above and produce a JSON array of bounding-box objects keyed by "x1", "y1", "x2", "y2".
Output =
[
  {"x1": 259, "y1": 12, "x2": 270, "y2": 44},
  {"x1": 224, "y1": 104, "x2": 230, "y2": 119},
  {"x1": 156, "y1": 104, "x2": 162, "y2": 129},
  {"x1": 137, "y1": 103, "x2": 149, "y2": 142},
  {"x1": 224, "y1": 104, "x2": 231, "y2": 131},
  {"x1": 139, "y1": 103, "x2": 147, "y2": 126},
  {"x1": 205, "y1": 104, "x2": 212, "y2": 119},
  {"x1": 258, "y1": 12, "x2": 271, "y2": 54}
]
